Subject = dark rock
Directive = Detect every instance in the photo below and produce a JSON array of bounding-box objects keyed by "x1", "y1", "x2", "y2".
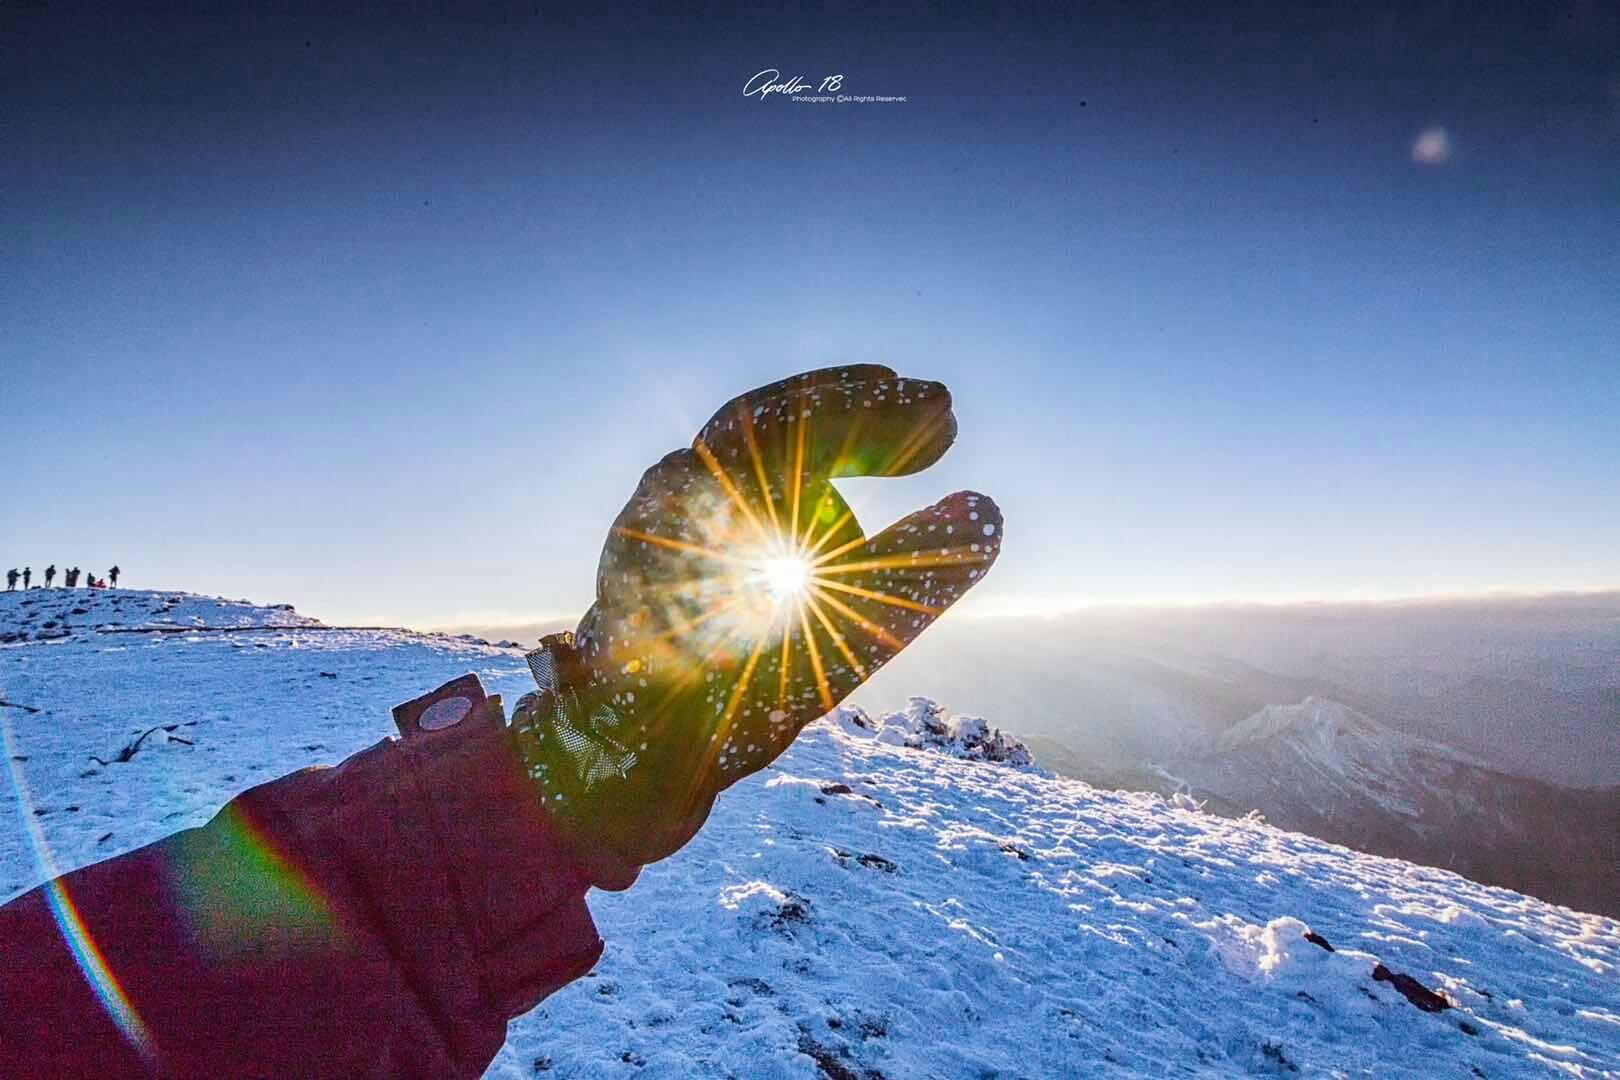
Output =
[
  {"x1": 796, "y1": 1032, "x2": 885, "y2": 1080},
  {"x1": 1260, "y1": 1041, "x2": 1298, "y2": 1073},
  {"x1": 763, "y1": 893, "x2": 812, "y2": 933},
  {"x1": 726, "y1": 976, "x2": 774, "y2": 998},
  {"x1": 820, "y1": 783, "x2": 853, "y2": 796},
  {"x1": 1372, "y1": 964, "x2": 1450, "y2": 1012},
  {"x1": 1303, "y1": 931, "x2": 1335, "y2": 952}
]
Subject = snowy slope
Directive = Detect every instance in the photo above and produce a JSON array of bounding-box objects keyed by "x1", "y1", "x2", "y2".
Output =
[
  {"x1": 3, "y1": 592, "x2": 1619, "y2": 1077},
  {"x1": 1127, "y1": 698, "x2": 1620, "y2": 920}
]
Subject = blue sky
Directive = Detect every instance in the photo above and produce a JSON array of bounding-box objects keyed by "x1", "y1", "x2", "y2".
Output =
[{"x1": 4, "y1": 4, "x2": 1616, "y2": 629}]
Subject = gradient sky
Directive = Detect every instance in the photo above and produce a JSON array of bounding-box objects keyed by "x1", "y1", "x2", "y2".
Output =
[{"x1": 4, "y1": 3, "x2": 1617, "y2": 630}]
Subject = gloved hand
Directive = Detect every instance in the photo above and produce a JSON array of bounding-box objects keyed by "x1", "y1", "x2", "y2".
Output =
[{"x1": 512, "y1": 365, "x2": 1002, "y2": 882}]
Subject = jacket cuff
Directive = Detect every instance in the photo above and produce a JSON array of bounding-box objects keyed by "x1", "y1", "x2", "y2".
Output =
[
  {"x1": 239, "y1": 675, "x2": 605, "y2": 1069},
  {"x1": 380, "y1": 674, "x2": 606, "y2": 1009}
]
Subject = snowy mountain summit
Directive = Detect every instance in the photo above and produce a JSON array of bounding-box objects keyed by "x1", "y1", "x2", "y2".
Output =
[
  {"x1": 1190, "y1": 696, "x2": 1488, "y2": 821},
  {"x1": 3, "y1": 592, "x2": 1619, "y2": 1076},
  {"x1": 0, "y1": 586, "x2": 317, "y2": 643},
  {"x1": 1212, "y1": 697, "x2": 1476, "y2": 770}
]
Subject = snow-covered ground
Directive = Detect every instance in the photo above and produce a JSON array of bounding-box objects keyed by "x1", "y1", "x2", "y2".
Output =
[{"x1": 3, "y1": 590, "x2": 1618, "y2": 1077}]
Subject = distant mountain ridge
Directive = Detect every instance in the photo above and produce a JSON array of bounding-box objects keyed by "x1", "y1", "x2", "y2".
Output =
[
  {"x1": 1213, "y1": 697, "x2": 1474, "y2": 761},
  {"x1": 1106, "y1": 697, "x2": 1620, "y2": 917},
  {"x1": 863, "y1": 598, "x2": 1620, "y2": 788}
]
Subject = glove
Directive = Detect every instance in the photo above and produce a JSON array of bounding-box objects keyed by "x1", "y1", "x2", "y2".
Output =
[{"x1": 512, "y1": 365, "x2": 1002, "y2": 880}]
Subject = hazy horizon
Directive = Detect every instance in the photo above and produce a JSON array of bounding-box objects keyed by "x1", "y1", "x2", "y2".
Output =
[
  {"x1": 411, "y1": 584, "x2": 1620, "y2": 643},
  {"x1": 358, "y1": 586, "x2": 1620, "y2": 791}
]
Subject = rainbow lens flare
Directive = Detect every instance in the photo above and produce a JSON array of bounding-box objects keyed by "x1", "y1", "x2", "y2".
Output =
[{"x1": 3, "y1": 711, "x2": 157, "y2": 1067}]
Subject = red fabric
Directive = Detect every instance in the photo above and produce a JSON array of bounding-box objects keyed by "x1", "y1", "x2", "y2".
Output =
[{"x1": 0, "y1": 675, "x2": 604, "y2": 1078}]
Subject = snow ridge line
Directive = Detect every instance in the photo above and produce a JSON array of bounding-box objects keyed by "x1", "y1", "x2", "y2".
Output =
[{"x1": 95, "y1": 625, "x2": 430, "y2": 636}]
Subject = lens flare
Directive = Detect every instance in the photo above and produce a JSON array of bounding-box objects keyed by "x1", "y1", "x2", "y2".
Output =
[
  {"x1": 3, "y1": 711, "x2": 156, "y2": 1067},
  {"x1": 1412, "y1": 127, "x2": 1451, "y2": 166}
]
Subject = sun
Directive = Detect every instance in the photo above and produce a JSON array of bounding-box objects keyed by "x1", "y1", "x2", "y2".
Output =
[
  {"x1": 759, "y1": 554, "x2": 811, "y2": 605},
  {"x1": 725, "y1": 542, "x2": 817, "y2": 636}
]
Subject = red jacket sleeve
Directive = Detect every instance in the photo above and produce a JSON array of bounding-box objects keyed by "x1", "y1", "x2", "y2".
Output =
[{"x1": 0, "y1": 675, "x2": 605, "y2": 1078}]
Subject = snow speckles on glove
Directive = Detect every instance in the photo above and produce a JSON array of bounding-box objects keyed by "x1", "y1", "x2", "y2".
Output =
[{"x1": 512, "y1": 366, "x2": 1001, "y2": 869}]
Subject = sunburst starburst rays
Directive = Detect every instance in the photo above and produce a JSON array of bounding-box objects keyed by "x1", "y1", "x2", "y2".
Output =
[
  {"x1": 588, "y1": 395, "x2": 997, "y2": 775},
  {"x1": 538, "y1": 368, "x2": 1000, "y2": 865}
]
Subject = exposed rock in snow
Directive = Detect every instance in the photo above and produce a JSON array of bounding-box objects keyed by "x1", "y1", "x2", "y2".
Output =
[{"x1": 830, "y1": 697, "x2": 1035, "y2": 769}]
